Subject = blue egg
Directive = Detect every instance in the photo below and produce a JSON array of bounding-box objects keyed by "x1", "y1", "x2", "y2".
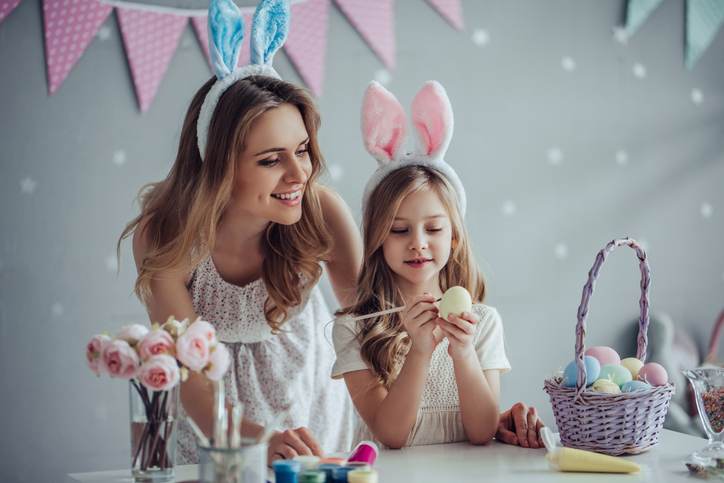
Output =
[
  {"x1": 563, "y1": 356, "x2": 601, "y2": 387},
  {"x1": 621, "y1": 380, "x2": 651, "y2": 393}
]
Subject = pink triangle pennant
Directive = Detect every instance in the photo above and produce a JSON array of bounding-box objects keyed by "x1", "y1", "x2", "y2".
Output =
[
  {"x1": 192, "y1": 12, "x2": 252, "y2": 72},
  {"x1": 117, "y1": 8, "x2": 187, "y2": 112},
  {"x1": 334, "y1": 0, "x2": 395, "y2": 69},
  {"x1": 0, "y1": 0, "x2": 21, "y2": 23},
  {"x1": 426, "y1": 0, "x2": 463, "y2": 31},
  {"x1": 285, "y1": 0, "x2": 329, "y2": 96},
  {"x1": 42, "y1": 0, "x2": 112, "y2": 94}
]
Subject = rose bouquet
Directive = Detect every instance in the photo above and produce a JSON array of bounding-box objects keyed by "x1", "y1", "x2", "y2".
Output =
[{"x1": 86, "y1": 318, "x2": 230, "y2": 481}]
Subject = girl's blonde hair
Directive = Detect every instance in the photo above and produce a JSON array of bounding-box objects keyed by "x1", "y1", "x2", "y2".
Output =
[
  {"x1": 338, "y1": 165, "x2": 484, "y2": 386},
  {"x1": 119, "y1": 75, "x2": 332, "y2": 332}
]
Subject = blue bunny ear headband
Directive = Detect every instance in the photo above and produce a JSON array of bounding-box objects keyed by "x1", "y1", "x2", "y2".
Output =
[{"x1": 197, "y1": 0, "x2": 291, "y2": 161}]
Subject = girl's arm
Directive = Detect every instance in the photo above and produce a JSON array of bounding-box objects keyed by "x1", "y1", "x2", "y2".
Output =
[
  {"x1": 132, "y1": 223, "x2": 321, "y2": 460},
  {"x1": 438, "y1": 313, "x2": 501, "y2": 444},
  {"x1": 341, "y1": 295, "x2": 442, "y2": 448},
  {"x1": 318, "y1": 187, "x2": 363, "y2": 307}
]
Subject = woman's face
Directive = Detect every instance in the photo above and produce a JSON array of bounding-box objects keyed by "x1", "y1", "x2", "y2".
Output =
[
  {"x1": 231, "y1": 103, "x2": 312, "y2": 225},
  {"x1": 382, "y1": 186, "x2": 453, "y2": 291}
]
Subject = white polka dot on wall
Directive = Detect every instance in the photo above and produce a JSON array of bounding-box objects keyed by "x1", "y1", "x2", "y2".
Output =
[
  {"x1": 554, "y1": 243, "x2": 568, "y2": 260},
  {"x1": 51, "y1": 303, "x2": 65, "y2": 317},
  {"x1": 612, "y1": 26, "x2": 629, "y2": 45},
  {"x1": 113, "y1": 149, "x2": 126, "y2": 166},
  {"x1": 20, "y1": 177, "x2": 37, "y2": 194},
  {"x1": 374, "y1": 69, "x2": 391, "y2": 86},
  {"x1": 691, "y1": 88, "x2": 703, "y2": 105},
  {"x1": 501, "y1": 200, "x2": 516, "y2": 216},
  {"x1": 472, "y1": 28, "x2": 489, "y2": 47},
  {"x1": 547, "y1": 147, "x2": 563, "y2": 166},
  {"x1": 97, "y1": 25, "x2": 111, "y2": 41},
  {"x1": 701, "y1": 202, "x2": 713, "y2": 219},
  {"x1": 328, "y1": 164, "x2": 344, "y2": 181},
  {"x1": 105, "y1": 254, "x2": 118, "y2": 272},
  {"x1": 615, "y1": 150, "x2": 629, "y2": 166},
  {"x1": 633, "y1": 63, "x2": 647, "y2": 79},
  {"x1": 181, "y1": 35, "x2": 193, "y2": 50},
  {"x1": 561, "y1": 56, "x2": 576, "y2": 72}
]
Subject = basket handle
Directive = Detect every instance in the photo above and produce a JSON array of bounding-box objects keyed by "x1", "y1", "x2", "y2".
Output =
[
  {"x1": 705, "y1": 310, "x2": 724, "y2": 364},
  {"x1": 574, "y1": 238, "x2": 651, "y2": 394}
]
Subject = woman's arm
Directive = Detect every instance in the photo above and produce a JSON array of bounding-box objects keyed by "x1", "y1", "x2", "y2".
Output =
[
  {"x1": 318, "y1": 187, "x2": 363, "y2": 307},
  {"x1": 132, "y1": 225, "x2": 321, "y2": 460}
]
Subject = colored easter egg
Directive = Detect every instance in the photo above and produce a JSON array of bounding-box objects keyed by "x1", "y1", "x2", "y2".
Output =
[
  {"x1": 592, "y1": 378, "x2": 622, "y2": 394},
  {"x1": 621, "y1": 380, "x2": 652, "y2": 393},
  {"x1": 620, "y1": 357, "x2": 644, "y2": 379},
  {"x1": 563, "y1": 356, "x2": 601, "y2": 387},
  {"x1": 638, "y1": 362, "x2": 668, "y2": 386},
  {"x1": 584, "y1": 346, "x2": 621, "y2": 366},
  {"x1": 598, "y1": 364, "x2": 633, "y2": 386},
  {"x1": 439, "y1": 286, "x2": 472, "y2": 319}
]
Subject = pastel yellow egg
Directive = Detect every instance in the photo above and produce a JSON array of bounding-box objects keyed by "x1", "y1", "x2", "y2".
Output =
[
  {"x1": 592, "y1": 379, "x2": 621, "y2": 394},
  {"x1": 620, "y1": 357, "x2": 644, "y2": 379},
  {"x1": 439, "y1": 286, "x2": 472, "y2": 319}
]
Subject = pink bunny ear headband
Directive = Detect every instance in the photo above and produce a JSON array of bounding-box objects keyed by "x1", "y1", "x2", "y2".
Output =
[{"x1": 360, "y1": 80, "x2": 466, "y2": 219}]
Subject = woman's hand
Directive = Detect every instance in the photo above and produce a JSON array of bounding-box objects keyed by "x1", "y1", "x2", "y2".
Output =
[
  {"x1": 437, "y1": 311, "x2": 477, "y2": 360},
  {"x1": 495, "y1": 402, "x2": 545, "y2": 448},
  {"x1": 267, "y1": 427, "x2": 323, "y2": 462},
  {"x1": 401, "y1": 294, "x2": 444, "y2": 356}
]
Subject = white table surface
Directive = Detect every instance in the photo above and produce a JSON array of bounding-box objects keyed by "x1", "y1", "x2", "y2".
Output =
[{"x1": 67, "y1": 429, "x2": 705, "y2": 482}]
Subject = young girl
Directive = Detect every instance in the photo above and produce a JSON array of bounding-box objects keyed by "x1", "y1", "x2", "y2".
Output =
[{"x1": 333, "y1": 81, "x2": 518, "y2": 449}]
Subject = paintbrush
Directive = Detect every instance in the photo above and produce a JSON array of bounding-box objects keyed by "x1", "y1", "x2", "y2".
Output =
[{"x1": 347, "y1": 297, "x2": 441, "y2": 322}]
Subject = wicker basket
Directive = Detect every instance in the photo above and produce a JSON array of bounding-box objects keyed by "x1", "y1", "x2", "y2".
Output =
[{"x1": 543, "y1": 237, "x2": 674, "y2": 455}]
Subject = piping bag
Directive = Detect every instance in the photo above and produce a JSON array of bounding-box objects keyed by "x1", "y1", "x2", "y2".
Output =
[{"x1": 540, "y1": 427, "x2": 640, "y2": 473}]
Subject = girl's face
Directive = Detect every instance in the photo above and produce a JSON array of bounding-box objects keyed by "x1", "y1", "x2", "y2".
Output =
[
  {"x1": 231, "y1": 103, "x2": 312, "y2": 225},
  {"x1": 382, "y1": 186, "x2": 453, "y2": 293}
]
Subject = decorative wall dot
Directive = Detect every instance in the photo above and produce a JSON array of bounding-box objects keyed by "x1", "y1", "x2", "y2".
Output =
[
  {"x1": 20, "y1": 177, "x2": 37, "y2": 194},
  {"x1": 105, "y1": 254, "x2": 118, "y2": 272},
  {"x1": 561, "y1": 56, "x2": 576, "y2": 71},
  {"x1": 632, "y1": 62, "x2": 647, "y2": 78},
  {"x1": 701, "y1": 202, "x2": 713, "y2": 219},
  {"x1": 691, "y1": 88, "x2": 703, "y2": 105},
  {"x1": 501, "y1": 200, "x2": 516, "y2": 216},
  {"x1": 471, "y1": 28, "x2": 489, "y2": 46},
  {"x1": 547, "y1": 147, "x2": 563, "y2": 166},
  {"x1": 615, "y1": 150, "x2": 629, "y2": 166},
  {"x1": 612, "y1": 26, "x2": 628, "y2": 44},
  {"x1": 554, "y1": 243, "x2": 568, "y2": 260},
  {"x1": 374, "y1": 68, "x2": 391, "y2": 85},
  {"x1": 112, "y1": 149, "x2": 127, "y2": 166},
  {"x1": 328, "y1": 164, "x2": 344, "y2": 181}
]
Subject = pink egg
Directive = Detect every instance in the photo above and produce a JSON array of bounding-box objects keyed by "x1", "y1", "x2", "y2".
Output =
[
  {"x1": 638, "y1": 362, "x2": 669, "y2": 386},
  {"x1": 584, "y1": 346, "x2": 621, "y2": 366}
]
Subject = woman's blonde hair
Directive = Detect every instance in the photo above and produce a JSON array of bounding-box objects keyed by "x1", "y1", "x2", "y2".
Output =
[
  {"x1": 338, "y1": 165, "x2": 484, "y2": 386},
  {"x1": 119, "y1": 75, "x2": 332, "y2": 332}
]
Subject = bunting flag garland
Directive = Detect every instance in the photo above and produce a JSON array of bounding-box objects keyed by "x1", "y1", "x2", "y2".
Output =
[
  {"x1": 116, "y1": 7, "x2": 187, "y2": 111},
  {"x1": 0, "y1": 0, "x2": 21, "y2": 23},
  {"x1": 43, "y1": 0, "x2": 113, "y2": 94},
  {"x1": 284, "y1": 0, "x2": 329, "y2": 95},
  {"x1": 625, "y1": 0, "x2": 724, "y2": 69},
  {"x1": 334, "y1": 0, "x2": 395, "y2": 69},
  {"x1": 426, "y1": 0, "x2": 463, "y2": 31}
]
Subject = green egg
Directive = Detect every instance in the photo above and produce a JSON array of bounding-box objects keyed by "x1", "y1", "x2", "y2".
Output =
[{"x1": 598, "y1": 364, "x2": 632, "y2": 386}]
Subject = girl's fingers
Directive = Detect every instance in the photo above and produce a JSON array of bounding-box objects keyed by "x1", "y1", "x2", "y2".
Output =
[
  {"x1": 281, "y1": 429, "x2": 313, "y2": 456},
  {"x1": 446, "y1": 314, "x2": 475, "y2": 334},
  {"x1": 527, "y1": 407, "x2": 540, "y2": 448},
  {"x1": 295, "y1": 427, "x2": 323, "y2": 456},
  {"x1": 436, "y1": 321, "x2": 464, "y2": 343}
]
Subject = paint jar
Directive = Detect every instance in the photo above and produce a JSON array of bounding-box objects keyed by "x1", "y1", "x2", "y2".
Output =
[
  {"x1": 318, "y1": 463, "x2": 341, "y2": 481},
  {"x1": 347, "y1": 441, "x2": 378, "y2": 466},
  {"x1": 348, "y1": 469, "x2": 378, "y2": 483},
  {"x1": 299, "y1": 470, "x2": 327, "y2": 483},
  {"x1": 294, "y1": 455, "x2": 321, "y2": 470},
  {"x1": 331, "y1": 465, "x2": 355, "y2": 483},
  {"x1": 273, "y1": 459, "x2": 302, "y2": 483}
]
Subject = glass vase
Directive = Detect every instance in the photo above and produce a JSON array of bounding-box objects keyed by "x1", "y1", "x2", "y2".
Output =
[
  {"x1": 683, "y1": 368, "x2": 724, "y2": 473},
  {"x1": 129, "y1": 380, "x2": 179, "y2": 482}
]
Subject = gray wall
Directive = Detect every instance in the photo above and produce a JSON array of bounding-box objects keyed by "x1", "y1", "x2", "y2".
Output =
[{"x1": 1, "y1": 0, "x2": 722, "y2": 480}]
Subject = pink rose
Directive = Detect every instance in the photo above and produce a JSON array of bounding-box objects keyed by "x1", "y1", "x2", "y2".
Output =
[
  {"x1": 138, "y1": 329, "x2": 175, "y2": 360},
  {"x1": 204, "y1": 343, "x2": 231, "y2": 381},
  {"x1": 101, "y1": 339, "x2": 140, "y2": 379},
  {"x1": 86, "y1": 334, "x2": 111, "y2": 376},
  {"x1": 176, "y1": 328, "x2": 210, "y2": 372},
  {"x1": 138, "y1": 354, "x2": 180, "y2": 391},
  {"x1": 116, "y1": 324, "x2": 149, "y2": 345},
  {"x1": 185, "y1": 320, "x2": 217, "y2": 344}
]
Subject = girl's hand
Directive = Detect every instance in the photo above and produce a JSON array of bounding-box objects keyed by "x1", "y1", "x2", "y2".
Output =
[
  {"x1": 401, "y1": 294, "x2": 444, "y2": 356},
  {"x1": 437, "y1": 311, "x2": 478, "y2": 360},
  {"x1": 267, "y1": 427, "x2": 323, "y2": 462}
]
